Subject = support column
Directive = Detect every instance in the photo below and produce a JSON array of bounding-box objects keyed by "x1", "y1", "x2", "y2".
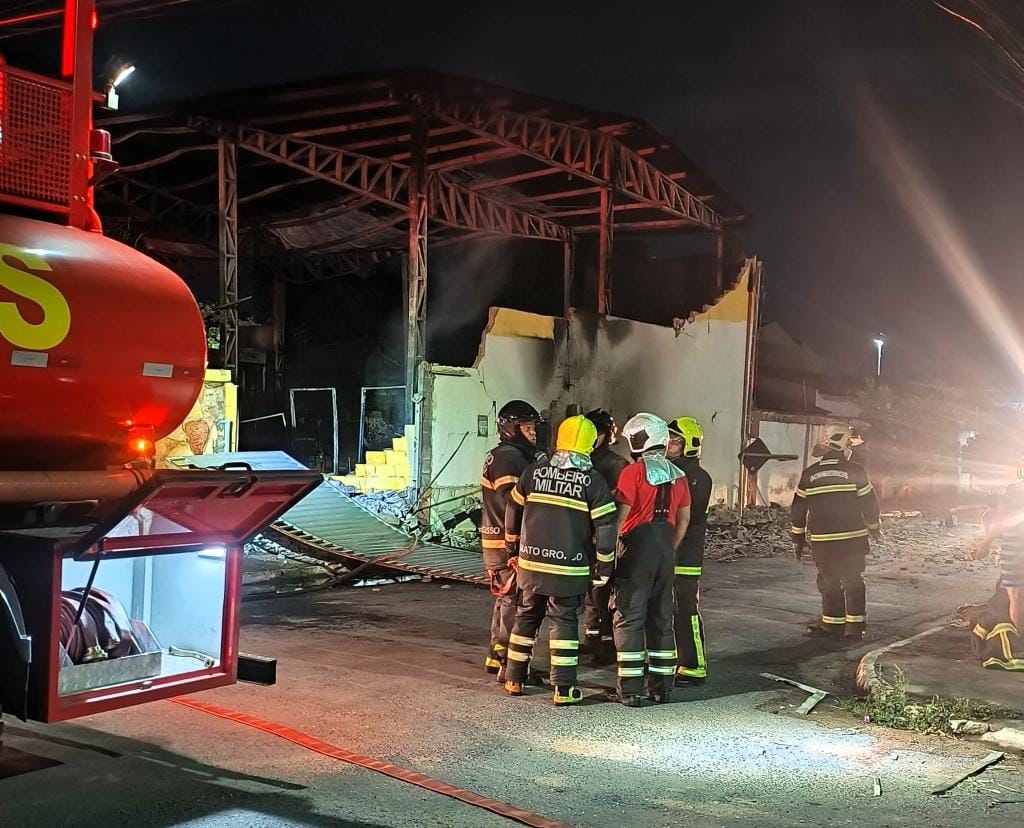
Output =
[
  {"x1": 597, "y1": 151, "x2": 614, "y2": 315},
  {"x1": 271, "y1": 269, "x2": 286, "y2": 398},
  {"x1": 562, "y1": 235, "x2": 575, "y2": 317},
  {"x1": 715, "y1": 230, "x2": 727, "y2": 295},
  {"x1": 218, "y1": 138, "x2": 239, "y2": 378},
  {"x1": 406, "y1": 109, "x2": 431, "y2": 501},
  {"x1": 404, "y1": 110, "x2": 428, "y2": 427}
]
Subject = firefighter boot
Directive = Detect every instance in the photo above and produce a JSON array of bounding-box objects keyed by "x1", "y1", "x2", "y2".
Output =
[
  {"x1": 484, "y1": 643, "x2": 504, "y2": 675},
  {"x1": 804, "y1": 621, "x2": 845, "y2": 641},
  {"x1": 675, "y1": 669, "x2": 706, "y2": 688},
  {"x1": 504, "y1": 680, "x2": 524, "y2": 697},
  {"x1": 552, "y1": 686, "x2": 583, "y2": 706}
]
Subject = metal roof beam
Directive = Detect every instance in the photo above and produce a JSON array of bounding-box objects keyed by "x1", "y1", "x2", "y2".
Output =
[
  {"x1": 188, "y1": 117, "x2": 569, "y2": 242},
  {"x1": 574, "y1": 218, "x2": 696, "y2": 233},
  {"x1": 415, "y1": 96, "x2": 723, "y2": 230},
  {"x1": 96, "y1": 175, "x2": 217, "y2": 242}
]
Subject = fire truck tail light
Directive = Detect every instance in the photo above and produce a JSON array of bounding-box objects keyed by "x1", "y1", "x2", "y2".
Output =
[{"x1": 128, "y1": 426, "x2": 155, "y2": 460}]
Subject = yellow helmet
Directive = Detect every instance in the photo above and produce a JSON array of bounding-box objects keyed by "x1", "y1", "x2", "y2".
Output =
[
  {"x1": 668, "y1": 416, "x2": 703, "y2": 458},
  {"x1": 556, "y1": 415, "x2": 598, "y2": 456}
]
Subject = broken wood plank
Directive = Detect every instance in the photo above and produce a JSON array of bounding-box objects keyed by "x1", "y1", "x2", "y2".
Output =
[
  {"x1": 930, "y1": 751, "x2": 1005, "y2": 795},
  {"x1": 760, "y1": 672, "x2": 829, "y2": 715}
]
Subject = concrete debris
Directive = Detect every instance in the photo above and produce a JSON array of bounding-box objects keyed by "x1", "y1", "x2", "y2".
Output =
[
  {"x1": 950, "y1": 720, "x2": 992, "y2": 736},
  {"x1": 930, "y1": 751, "x2": 1005, "y2": 795},
  {"x1": 245, "y1": 533, "x2": 294, "y2": 559},
  {"x1": 873, "y1": 777, "x2": 882, "y2": 797},
  {"x1": 707, "y1": 506, "x2": 794, "y2": 561},
  {"x1": 982, "y1": 728, "x2": 1024, "y2": 752},
  {"x1": 348, "y1": 485, "x2": 418, "y2": 521}
]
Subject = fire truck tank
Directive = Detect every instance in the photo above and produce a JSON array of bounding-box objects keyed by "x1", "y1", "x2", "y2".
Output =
[{"x1": 0, "y1": 215, "x2": 207, "y2": 470}]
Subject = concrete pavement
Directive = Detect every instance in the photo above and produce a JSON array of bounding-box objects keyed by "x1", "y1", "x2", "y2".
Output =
[{"x1": 2, "y1": 549, "x2": 1021, "y2": 827}]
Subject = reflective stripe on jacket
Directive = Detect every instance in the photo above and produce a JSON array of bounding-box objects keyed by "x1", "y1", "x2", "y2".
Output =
[{"x1": 790, "y1": 452, "x2": 880, "y2": 544}]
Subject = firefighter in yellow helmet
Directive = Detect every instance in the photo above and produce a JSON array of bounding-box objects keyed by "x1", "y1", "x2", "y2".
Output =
[
  {"x1": 790, "y1": 423, "x2": 881, "y2": 641},
  {"x1": 667, "y1": 416, "x2": 713, "y2": 685},
  {"x1": 503, "y1": 415, "x2": 618, "y2": 705}
]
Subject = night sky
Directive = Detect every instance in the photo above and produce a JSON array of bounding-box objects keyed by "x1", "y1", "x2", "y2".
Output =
[{"x1": 11, "y1": 0, "x2": 1024, "y2": 388}]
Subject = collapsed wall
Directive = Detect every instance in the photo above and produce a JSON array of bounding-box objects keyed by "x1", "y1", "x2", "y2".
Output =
[{"x1": 423, "y1": 260, "x2": 757, "y2": 519}]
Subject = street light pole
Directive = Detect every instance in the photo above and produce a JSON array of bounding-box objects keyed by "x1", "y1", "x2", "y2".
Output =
[{"x1": 873, "y1": 336, "x2": 885, "y2": 378}]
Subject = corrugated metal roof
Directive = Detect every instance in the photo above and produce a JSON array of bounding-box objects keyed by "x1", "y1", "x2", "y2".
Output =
[
  {"x1": 273, "y1": 481, "x2": 486, "y2": 584},
  {"x1": 174, "y1": 451, "x2": 486, "y2": 585}
]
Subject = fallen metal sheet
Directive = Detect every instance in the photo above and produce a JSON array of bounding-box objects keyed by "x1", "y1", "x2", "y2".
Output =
[
  {"x1": 760, "y1": 672, "x2": 829, "y2": 715},
  {"x1": 171, "y1": 452, "x2": 487, "y2": 585},
  {"x1": 930, "y1": 751, "x2": 1005, "y2": 795}
]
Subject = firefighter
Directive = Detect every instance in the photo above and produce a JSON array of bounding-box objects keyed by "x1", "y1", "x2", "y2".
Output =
[
  {"x1": 970, "y1": 460, "x2": 1024, "y2": 668},
  {"x1": 502, "y1": 415, "x2": 618, "y2": 705},
  {"x1": 481, "y1": 400, "x2": 543, "y2": 679},
  {"x1": 613, "y1": 413, "x2": 692, "y2": 707},
  {"x1": 583, "y1": 408, "x2": 630, "y2": 665},
  {"x1": 667, "y1": 416, "x2": 713, "y2": 686},
  {"x1": 790, "y1": 423, "x2": 881, "y2": 641}
]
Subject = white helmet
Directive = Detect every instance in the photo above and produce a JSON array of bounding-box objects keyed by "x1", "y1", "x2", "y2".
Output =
[
  {"x1": 623, "y1": 413, "x2": 669, "y2": 454},
  {"x1": 826, "y1": 423, "x2": 853, "y2": 453}
]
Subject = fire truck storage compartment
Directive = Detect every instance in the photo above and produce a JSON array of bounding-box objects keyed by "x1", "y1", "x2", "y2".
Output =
[
  {"x1": 0, "y1": 467, "x2": 321, "y2": 722},
  {"x1": 59, "y1": 548, "x2": 228, "y2": 695}
]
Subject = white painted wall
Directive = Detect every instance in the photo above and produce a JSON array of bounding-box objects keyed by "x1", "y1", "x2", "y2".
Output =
[
  {"x1": 755, "y1": 419, "x2": 815, "y2": 506},
  {"x1": 425, "y1": 262, "x2": 756, "y2": 513}
]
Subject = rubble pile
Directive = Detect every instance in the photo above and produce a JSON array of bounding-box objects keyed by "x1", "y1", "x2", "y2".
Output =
[
  {"x1": 703, "y1": 507, "x2": 992, "y2": 574},
  {"x1": 872, "y1": 515, "x2": 990, "y2": 575},
  {"x1": 338, "y1": 480, "x2": 417, "y2": 522},
  {"x1": 706, "y1": 506, "x2": 793, "y2": 562}
]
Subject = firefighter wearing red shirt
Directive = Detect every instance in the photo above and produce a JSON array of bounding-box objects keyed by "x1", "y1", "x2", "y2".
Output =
[
  {"x1": 502, "y1": 415, "x2": 618, "y2": 705},
  {"x1": 480, "y1": 400, "x2": 543, "y2": 678},
  {"x1": 614, "y1": 413, "x2": 692, "y2": 707}
]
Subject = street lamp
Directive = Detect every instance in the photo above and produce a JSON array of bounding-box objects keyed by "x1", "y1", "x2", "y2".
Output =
[
  {"x1": 873, "y1": 335, "x2": 885, "y2": 378},
  {"x1": 104, "y1": 62, "x2": 135, "y2": 111}
]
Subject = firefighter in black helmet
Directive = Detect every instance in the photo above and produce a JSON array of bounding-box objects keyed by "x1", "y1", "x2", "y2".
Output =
[
  {"x1": 481, "y1": 400, "x2": 543, "y2": 678},
  {"x1": 583, "y1": 408, "x2": 630, "y2": 665},
  {"x1": 667, "y1": 416, "x2": 713, "y2": 686}
]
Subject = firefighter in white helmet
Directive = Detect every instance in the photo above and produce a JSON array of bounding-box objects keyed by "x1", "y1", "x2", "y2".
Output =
[
  {"x1": 790, "y1": 423, "x2": 881, "y2": 641},
  {"x1": 612, "y1": 413, "x2": 692, "y2": 706}
]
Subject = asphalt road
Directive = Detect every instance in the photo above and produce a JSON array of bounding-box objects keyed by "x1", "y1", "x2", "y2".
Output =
[{"x1": 1, "y1": 554, "x2": 1020, "y2": 828}]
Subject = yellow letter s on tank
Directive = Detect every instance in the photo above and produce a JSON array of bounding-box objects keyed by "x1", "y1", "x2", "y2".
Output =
[{"x1": 0, "y1": 243, "x2": 71, "y2": 351}]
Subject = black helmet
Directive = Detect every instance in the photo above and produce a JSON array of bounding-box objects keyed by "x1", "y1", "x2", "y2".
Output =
[
  {"x1": 586, "y1": 408, "x2": 617, "y2": 445},
  {"x1": 498, "y1": 400, "x2": 541, "y2": 445}
]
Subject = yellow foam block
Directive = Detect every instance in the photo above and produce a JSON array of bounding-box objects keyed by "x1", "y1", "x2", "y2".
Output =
[
  {"x1": 385, "y1": 449, "x2": 408, "y2": 468},
  {"x1": 355, "y1": 464, "x2": 368, "y2": 478},
  {"x1": 377, "y1": 463, "x2": 397, "y2": 477},
  {"x1": 365, "y1": 450, "x2": 387, "y2": 466},
  {"x1": 392, "y1": 436, "x2": 408, "y2": 453}
]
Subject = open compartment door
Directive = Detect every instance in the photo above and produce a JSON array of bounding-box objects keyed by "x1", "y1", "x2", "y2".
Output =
[{"x1": 37, "y1": 466, "x2": 322, "y2": 721}]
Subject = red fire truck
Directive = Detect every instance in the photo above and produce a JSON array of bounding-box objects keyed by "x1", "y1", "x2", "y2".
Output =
[{"x1": 0, "y1": 3, "x2": 320, "y2": 738}]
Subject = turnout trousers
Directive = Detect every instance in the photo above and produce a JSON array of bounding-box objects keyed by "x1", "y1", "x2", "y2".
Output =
[
  {"x1": 505, "y1": 590, "x2": 583, "y2": 687},
  {"x1": 812, "y1": 541, "x2": 868, "y2": 636},
  {"x1": 583, "y1": 580, "x2": 614, "y2": 654},
  {"x1": 612, "y1": 521, "x2": 677, "y2": 697},
  {"x1": 486, "y1": 568, "x2": 517, "y2": 670},
  {"x1": 674, "y1": 558, "x2": 706, "y2": 680}
]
